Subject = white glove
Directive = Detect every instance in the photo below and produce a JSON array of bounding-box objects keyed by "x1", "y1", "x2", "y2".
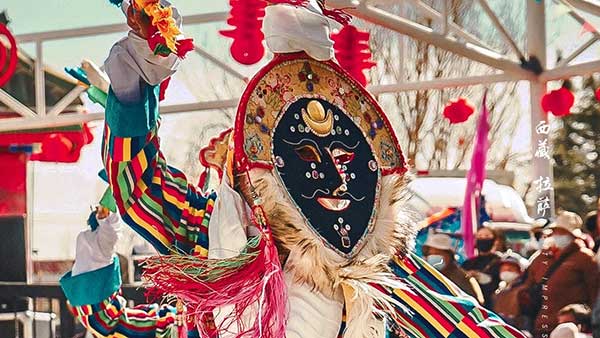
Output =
[
  {"x1": 81, "y1": 59, "x2": 110, "y2": 93},
  {"x1": 72, "y1": 212, "x2": 122, "y2": 276},
  {"x1": 263, "y1": 0, "x2": 335, "y2": 61}
]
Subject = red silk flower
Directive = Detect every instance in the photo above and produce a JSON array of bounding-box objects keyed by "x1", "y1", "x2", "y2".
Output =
[
  {"x1": 541, "y1": 87, "x2": 574, "y2": 117},
  {"x1": 148, "y1": 34, "x2": 195, "y2": 59},
  {"x1": 443, "y1": 98, "x2": 475, "y2": 124},
  {"x1": 331, "y1": 25, "x2": 376, "y2": 86}
]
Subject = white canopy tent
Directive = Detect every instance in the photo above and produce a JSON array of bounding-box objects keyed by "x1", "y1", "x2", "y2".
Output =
[
  {"x1": 2, "y1": 0, "x2": 600, "y2": 220},
  {"x1": 407, "y1": 177, "x2": 534, "y2": 223}
]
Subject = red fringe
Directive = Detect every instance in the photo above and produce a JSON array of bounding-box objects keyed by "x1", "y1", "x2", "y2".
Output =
[{"x1": 143, "y1": 235, "x2": 287, "y2": 338}]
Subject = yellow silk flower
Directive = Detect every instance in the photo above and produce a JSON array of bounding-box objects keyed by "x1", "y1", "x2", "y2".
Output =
[{"x1": 134, "y1": 0, "x2": 181, "y2": 53}]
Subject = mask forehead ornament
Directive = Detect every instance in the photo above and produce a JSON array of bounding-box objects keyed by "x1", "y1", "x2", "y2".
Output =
[
  {"x1": 302, "y1": 100, "x2": 332, "y2": 137},
  {"x1": 233, "y1": 53, "x2": 406, "y2": 258}
]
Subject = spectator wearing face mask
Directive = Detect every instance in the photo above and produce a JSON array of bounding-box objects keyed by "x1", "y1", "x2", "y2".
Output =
[
  {"x1": 521, "y1": 211, "x2": 599, "y2": 337},
  {"x1": 423, "y1": 233, "x2": 484, "y2": 304},
  {"x1": 462, "y1": 227, "x2": 502, "y2": 308},
  {"x1": 492, "y1": 252, "x2": 529, "y2": 329}
]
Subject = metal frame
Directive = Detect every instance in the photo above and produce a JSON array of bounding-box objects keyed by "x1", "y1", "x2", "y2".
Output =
[{"x1": 3, "y1": 0, "x2": 600, "y2": 217}]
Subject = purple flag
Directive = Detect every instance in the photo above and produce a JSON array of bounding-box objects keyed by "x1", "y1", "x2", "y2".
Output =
[{"x1": 461, "y1": 93, "x2": 490, "y2": 258}]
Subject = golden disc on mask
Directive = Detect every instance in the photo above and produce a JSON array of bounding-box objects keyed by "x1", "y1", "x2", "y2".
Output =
[
  {"x1": 307, "y1": 100, "x2": 326, "y2": 121},
  {"x1": 302, "y1": 100, "x2": 333, "y2": 137}
]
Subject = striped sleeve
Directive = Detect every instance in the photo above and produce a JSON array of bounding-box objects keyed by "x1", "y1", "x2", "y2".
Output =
[
  {"x1": 102, "y1": 84, "x2": 216, "y2": 255},
  {"x1": 389, "y1": 253, "x2": 525, "y2": 338},
  {"x1": 71, "y1": 292, "x2": 179, "y2": 338},
  {"x1": 61, "y1": 258, "x2": 181, "y2": 338}
]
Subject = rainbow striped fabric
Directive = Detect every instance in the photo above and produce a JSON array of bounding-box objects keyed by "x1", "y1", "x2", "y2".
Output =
[
  {"x1": 102, "y1": 85, "x2": 216, "y2": 257},
  {"x1": 64, "y1": 254, "x2": 525, "y2": 338},
  {"x1": 63, "y1": 86, "x2": 524, "y2": 338},
  {"x1": 389, "y1": 254, "x2": 525, "y2": 338}
]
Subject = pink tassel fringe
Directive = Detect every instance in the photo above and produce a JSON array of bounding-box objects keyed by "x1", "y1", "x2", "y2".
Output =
[{"x1": 142, "y1": 235, "x2": 288, "y2": 338}]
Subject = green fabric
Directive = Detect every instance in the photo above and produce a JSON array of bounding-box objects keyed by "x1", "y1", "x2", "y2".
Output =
[
  {"x1": 99, "y1": 187, "x2": 117, "y2": 212},
  {"x1": 60, "y1": 257, "x2": 122, "y2": 306},
  {"x1": 105, "y1": 84, "x2": 160, "y2": 137},
  {"x1": 88, "y1": 86, "x2": 108, "y2": 108}
]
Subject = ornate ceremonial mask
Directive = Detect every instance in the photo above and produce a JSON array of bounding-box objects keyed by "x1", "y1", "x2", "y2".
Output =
[
  {"x1": 272, "y1": 98, "x2": 379, "y2": 256},
  {"x1": 234, "y1": 52, "x2": 406, "y2": 259}
]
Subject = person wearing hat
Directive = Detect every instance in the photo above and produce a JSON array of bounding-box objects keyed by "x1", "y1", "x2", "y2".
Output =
[
  {"x1": 492, "y1": 251, "x2": 529, "y2": 330},
  {"x1": 423, "y1": 233, "x2": 484, "y2": 304},
  {"x1": 520, "y1": 211, "x2": 600, "y2": 337}
]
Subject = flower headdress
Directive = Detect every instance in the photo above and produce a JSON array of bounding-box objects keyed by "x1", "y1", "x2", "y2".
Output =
[{"x1": 110, "y1": 0, "x2": 194, "y2": 58}]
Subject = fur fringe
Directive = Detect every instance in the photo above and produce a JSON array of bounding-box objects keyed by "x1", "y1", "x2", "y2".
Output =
[{"x1": 240, "y1": 169, "x2": 417, "y2": 337}]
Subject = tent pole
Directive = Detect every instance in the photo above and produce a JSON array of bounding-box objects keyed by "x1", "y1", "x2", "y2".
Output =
[{"x1": 527, "y1": 0, "x2": 555, "y2": 219}]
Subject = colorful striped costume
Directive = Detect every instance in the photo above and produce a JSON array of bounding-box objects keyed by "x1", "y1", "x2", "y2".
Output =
[{"x1": 60, "y1": 84, "x2": 524, "y2": 338}]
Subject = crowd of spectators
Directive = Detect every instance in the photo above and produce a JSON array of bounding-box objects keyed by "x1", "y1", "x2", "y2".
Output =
[{"x1": 421, "y1": 211, "x2": 600, "y2": 338}]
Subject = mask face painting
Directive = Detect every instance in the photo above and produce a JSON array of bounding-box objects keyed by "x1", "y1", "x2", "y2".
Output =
[{"x1": 272, "y1": 97, "x2": 380, "y2": 257}]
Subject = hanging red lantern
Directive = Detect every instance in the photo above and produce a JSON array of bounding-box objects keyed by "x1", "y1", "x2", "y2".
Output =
[
  {"x1": 331, "y1": 25, "x2": 376, "y2": 86},
  {"x1": 443, "y1": 98, "x2": 475, "y2": 124},
  {"x1": 541, "y1": 87, "x2": 574, "y2": 117},
  {"x1": 220, "y1": 0, "x2": 266, "y2": 65},
  {"x1": 595, "y1": 87, "x2": 600, "y2": 102},
  {"x1": 0, "y1": 23, "x2": 18, "y2": 87}
]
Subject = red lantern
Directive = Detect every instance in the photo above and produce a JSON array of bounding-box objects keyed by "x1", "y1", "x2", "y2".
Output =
[
  {"x1": 541, "y1": 87, "x2": 574, "y2": 117},
  {"x1": 443, "y1": 98, "x2": 475, "y2": 124},
  {"x1": 331, "y1": 25, "x2": 376, "y2": 86},
  {"x1": 0, "y1": 23, "x2": 18, "y2": 87},
  {"x1": 220, "y1": 0, "x2": 266, "y2": 65},
  {"x1": 595, "y1": 87, "x2": 600, "y2": 102}
]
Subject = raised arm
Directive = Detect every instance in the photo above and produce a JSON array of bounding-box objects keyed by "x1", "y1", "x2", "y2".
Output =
[
  {"x1": 102, "y1": 0, "x2": 215, "y2": 255},
  {"x1": 61, "y1": 209, "x2": 184, "y2": 338}
]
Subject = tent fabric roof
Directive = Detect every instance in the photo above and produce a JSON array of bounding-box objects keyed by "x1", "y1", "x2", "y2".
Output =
[
  {"x1": 407, "y1": 177, "x2": 533, "y2": 223},
  {"x1": 0, "y1": 48, "x2": 83, "y2": 113}
]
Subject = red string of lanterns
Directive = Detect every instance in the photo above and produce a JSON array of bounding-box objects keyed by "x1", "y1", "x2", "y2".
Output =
[
  {"x1": 331, "y1": 25, "x2": 376, "y2": 87},
  {"x1": 220, "y1": 0, "x2": 267, "y2": 65}
]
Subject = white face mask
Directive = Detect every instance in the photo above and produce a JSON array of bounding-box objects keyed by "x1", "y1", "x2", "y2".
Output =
[
  {"x1": 499, "y1": 271, "x2": 520, "y2": 283},
  {"x1": 552, "y1": 234, "x2": 573, "y2": 249},
  {"x1": 426, "y1": 254, "x2": 447, "y2": 271}
]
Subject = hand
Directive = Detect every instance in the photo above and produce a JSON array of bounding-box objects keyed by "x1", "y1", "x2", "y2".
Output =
[
  {"x1": 72, "y1": 212, "x2": 122, "y2": 276},
  {"x1": 96, "y1": 206, "x2": 110, "y2": 220},
  {"x1": 126, "y1": 4, "x2": 153, "y2": 39}
]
